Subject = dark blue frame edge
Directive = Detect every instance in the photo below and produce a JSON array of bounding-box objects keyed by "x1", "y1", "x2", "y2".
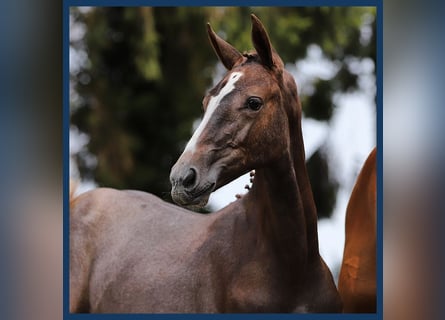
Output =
[{"x1": 62, "y1": 1, "x2": 383, "y2": 319}]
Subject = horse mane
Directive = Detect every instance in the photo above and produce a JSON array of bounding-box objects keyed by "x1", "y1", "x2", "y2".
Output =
[{"x1": 240, "y1": 50, "x2": 284, "y2": 73}]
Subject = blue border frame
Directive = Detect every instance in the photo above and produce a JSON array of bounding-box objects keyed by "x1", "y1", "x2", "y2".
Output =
[
  {"x1": 63, "y1": 1, "x2": 383, "y2": 319},
  {"x1": 63, "y1": 1, "x2": 70, "y2": 319},
  {"x1": 375, "y1": 2, "x2": 383, "y2": 317},
  {"x1": 67, "y1": 1, "x2": 379, "y2": 6}
]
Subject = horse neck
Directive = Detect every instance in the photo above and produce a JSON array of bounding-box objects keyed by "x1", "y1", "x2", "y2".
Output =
[
  {"x1": 289, "y1": 120, "x2": 321, "y2": 260},
  {"x1": 245, "y1": 113, "x2": 320, "y2": 268}
]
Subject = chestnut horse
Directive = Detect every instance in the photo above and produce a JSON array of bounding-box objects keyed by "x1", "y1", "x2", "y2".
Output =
[
  {"x1": 70, "y1": 15, "x2": 342, "y2": 313},
  {"x1": 338, "y1": 147, "x2": 377, "y2": 312}
]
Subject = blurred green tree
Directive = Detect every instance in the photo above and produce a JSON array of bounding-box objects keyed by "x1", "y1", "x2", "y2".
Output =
[
  {"x1": 71, "y1": 7, "x2": 216, "y2": 200},
  {"x1": 70, "y1": 7, "x2": 375, "y2": 217}
]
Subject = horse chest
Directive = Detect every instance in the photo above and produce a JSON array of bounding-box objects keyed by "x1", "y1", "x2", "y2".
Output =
[{"x1": 224, "y1": 259, "x2": 299, "y2": 312}]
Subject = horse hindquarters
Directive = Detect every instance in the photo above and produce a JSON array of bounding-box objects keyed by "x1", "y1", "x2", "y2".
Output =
[
  {"x1": 69, "y1": 188, "x2": 123, "y2": 313},
  {"x1": 69, "y1": 194, "x2": 97, "y2": 312},
  {"x1": 338, "y1": 148, "x2": 377, "y2": 313}
]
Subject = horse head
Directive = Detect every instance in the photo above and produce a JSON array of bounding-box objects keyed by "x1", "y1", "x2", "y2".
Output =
[{"x1": 170, "y1": 15, "x2": 302, "y2": 209}]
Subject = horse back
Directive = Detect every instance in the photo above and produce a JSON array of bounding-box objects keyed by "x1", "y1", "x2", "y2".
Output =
[{"x1": 69, "y1": 188, "x2": 221, "y2": 312}]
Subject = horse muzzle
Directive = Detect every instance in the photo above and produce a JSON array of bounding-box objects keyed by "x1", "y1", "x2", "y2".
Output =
[{"x1": 170, "y1": 162, "x2": 216, "y2": 209}]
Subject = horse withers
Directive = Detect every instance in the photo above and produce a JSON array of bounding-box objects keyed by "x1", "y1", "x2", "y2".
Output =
[{"x1": 70, "y1": 14, "x2": 342, "y2": 313}]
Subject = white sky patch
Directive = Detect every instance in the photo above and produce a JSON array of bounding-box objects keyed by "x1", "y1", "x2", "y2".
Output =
[
  {"x1": 70, "y1": 126, "x2": 97, "y2": 195},
  {"x1": 288, "y1": 45, "x2": 340, "y2": 97},
  {"x1": 184, "y1": 72, "x2": 243, "y2": 153},
  {"x1": 301, "y1": 118, "x2": 330, "y2": 159}
]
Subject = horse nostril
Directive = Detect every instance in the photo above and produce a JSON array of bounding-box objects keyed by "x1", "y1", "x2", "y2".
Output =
[{"x1": 183, "y1": 168, "x2": 197, "y2": 189}]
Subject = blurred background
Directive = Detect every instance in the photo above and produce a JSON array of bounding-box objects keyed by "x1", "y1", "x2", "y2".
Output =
[{"x1": 69, "y1": 6, "x2": 376, "y2": 279}]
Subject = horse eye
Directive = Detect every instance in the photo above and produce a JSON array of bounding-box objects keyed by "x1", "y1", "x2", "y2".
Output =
[{"x1": 245, "y1": 97, "x2": 263, "y2": 111}]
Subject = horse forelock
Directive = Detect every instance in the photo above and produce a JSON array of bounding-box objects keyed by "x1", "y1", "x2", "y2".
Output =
[{"x1": 236, "y1": 50, "x2": 284, "y2": 75}]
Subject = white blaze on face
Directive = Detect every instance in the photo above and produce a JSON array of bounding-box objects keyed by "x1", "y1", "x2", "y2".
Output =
[{"x1": 184, "y1": 72, "x2": 243, "y2": 153}]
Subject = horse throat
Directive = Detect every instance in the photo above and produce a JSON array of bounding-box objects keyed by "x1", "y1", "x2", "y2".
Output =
[{"x1": 246, "y1": 137, "x2": 320, "y2": 269}]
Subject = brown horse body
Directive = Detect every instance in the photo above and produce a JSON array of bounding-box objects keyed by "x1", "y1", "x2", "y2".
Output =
[
  {"x1": 338, "y1": 148, "x2": 377, "y2": 312},
  {"x1": 70, "y1": 15, "x2": 342, "y2": 313}
]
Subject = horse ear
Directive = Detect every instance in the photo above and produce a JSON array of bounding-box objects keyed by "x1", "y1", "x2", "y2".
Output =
[
  {"x1": 251, "y1": 14, "x2": 274, "y2": 69},
  {"x1": 207, "y1": 23, "x2": 242, "y2": 70}
]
